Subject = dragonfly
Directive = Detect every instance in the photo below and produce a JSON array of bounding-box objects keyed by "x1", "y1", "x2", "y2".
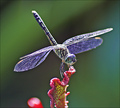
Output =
[{"x1": 14, "y1": 10, "x2": 113, "y2": 77}]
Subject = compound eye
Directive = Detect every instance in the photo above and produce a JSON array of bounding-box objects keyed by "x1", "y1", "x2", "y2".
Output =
[
  {"x1": 67, "y1": 58, "x2": 70, "y2": 61},
  {"x1": 65, "y1": 57, "x2": 71, "y2": 63}
]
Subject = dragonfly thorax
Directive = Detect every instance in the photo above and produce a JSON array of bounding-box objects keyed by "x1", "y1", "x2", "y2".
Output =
[
  {"x1": 54, "y1": 44, "x2": 68, "y2": 59},
  {"x1": 64, "y1": 53, "x2": 77, "y2": 66}
]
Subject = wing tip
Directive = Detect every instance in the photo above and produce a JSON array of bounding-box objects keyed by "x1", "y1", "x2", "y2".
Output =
[
  {"x1": 106, "y1": 28, "x2": 113, "y2": 32},
  {"x1": 14, "y1": 66, "x2": 27, "y2": 72},
  {"x1": 14, "y1": 60, "x2": 25, "y2": 72},
  {"x1": 14, "y1": 68, "x2": 19, "y2": 72},
  {"x1": 94, "y1": 37, "x2": 103, "y2": 47},
  {"x1": 13, "y1": 68, "x2": 17, "y2": 72},
  {"x1": 14, "y1": 66, "x2": 20, "y2": 72},
  {"x1": 14, "y1": 65, "x2": 22, "y2": 72}
]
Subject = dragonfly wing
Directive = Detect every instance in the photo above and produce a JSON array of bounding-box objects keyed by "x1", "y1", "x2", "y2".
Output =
[
  {"x1": 14, "y1": 50, "x2": 51, "y2": 72},
  {"x1": 63, "y1": 28, "x2": 113, "y2": 46},
  {"x1": 20, "y1": 46, "x2": 56, "y2": 59},
  {"x1": 66, "y1": 37, "x2": 103, "y2": 54},
  {"x1": 14, "y1": 46, "x2": 56, "y2": 72}
]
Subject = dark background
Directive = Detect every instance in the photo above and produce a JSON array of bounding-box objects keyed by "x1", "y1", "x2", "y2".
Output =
[{"x1": 1, "y1": 0, "x2": 119, "y2": 107}]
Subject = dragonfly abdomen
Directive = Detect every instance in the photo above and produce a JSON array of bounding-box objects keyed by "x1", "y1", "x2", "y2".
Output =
[{"x1": 32, "y1": 11, "x2": 57, "y2": 46}]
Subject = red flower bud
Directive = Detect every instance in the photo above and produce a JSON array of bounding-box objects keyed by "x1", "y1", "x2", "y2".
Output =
[{"x1": 27, "y1": 97, "x2": 43, "y2": 108}]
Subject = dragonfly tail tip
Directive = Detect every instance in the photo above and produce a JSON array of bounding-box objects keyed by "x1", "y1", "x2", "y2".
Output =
[{"x1": 32, "y1": 10, "x2": 36, "y2": 13}]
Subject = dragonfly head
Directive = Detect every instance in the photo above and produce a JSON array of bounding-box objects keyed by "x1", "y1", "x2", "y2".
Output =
[{"x1": 65, "y1": 54, "x2": 77, "y2": 65}]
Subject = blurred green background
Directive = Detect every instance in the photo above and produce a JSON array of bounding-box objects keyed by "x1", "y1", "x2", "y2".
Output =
[{"x1": 1, "y1": 0, "x2": 119, "y2": 107}]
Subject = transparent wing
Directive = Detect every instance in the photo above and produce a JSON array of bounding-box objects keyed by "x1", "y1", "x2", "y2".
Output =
[
  {"x1": 20, "y1": 46, "x2": 56, "y2": 59},
  {"x1": 66, "y1": 37, "x2": 103, "y2": 54},
  {"x1": 14, "y1": 50, "x2": 51, "y2": 72},
  {"x1": 63, "y1": 28, "x2": 113, "y2": 46},
  {"x1": 14, "y1": 46, "x2": 57, "y2": 72}
]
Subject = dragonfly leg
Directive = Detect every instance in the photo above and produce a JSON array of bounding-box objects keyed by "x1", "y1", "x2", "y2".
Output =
[{"x1": 60, "y1": 62, "x2": 65, "y2": 78}]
